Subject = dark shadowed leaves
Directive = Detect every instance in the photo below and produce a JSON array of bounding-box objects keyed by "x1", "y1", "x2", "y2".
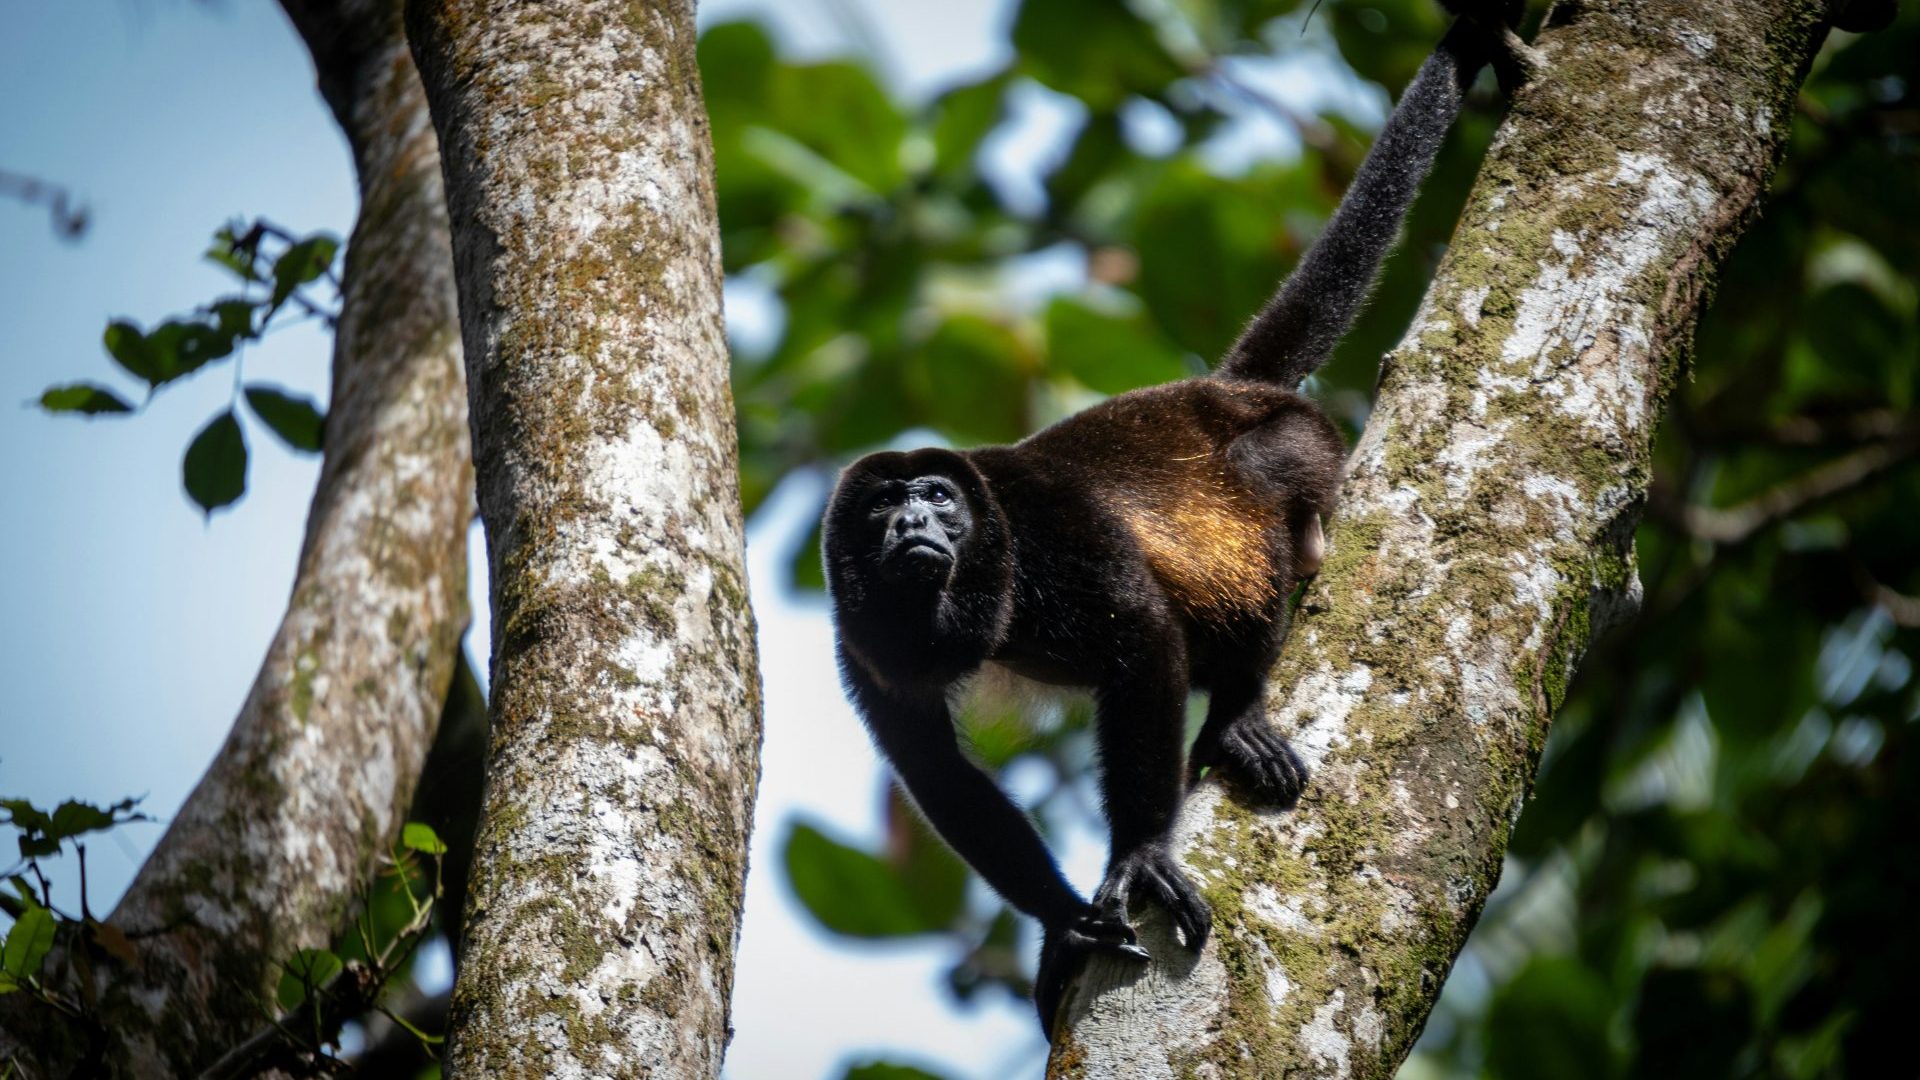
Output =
[
  {"x1": 1484, "y1": 956, "x2": 1617, "y2": 1080},
  {"x1": 277, "y1": 948, "x2": 343, "y2": 1011},
  {"x1": 1012, "y1": 0, "x2": 1184, "y2": 110},
  {"x1": 244, "y1": 384, "x2": 325, "y2": 452},
  {"x1": 182, "y1": 410, "x2": 248, "y2": 514}
]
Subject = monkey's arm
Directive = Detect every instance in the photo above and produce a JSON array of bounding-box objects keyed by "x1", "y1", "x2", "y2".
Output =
[
  {"x1": 846, "y1": 666, "x2": 1091, "y2": 928},
  {"x1": 1217, "y1": 13, "x2": 1508, "y2": 388}
]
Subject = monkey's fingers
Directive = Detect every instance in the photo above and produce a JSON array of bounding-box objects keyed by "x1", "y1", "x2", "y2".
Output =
[{"x1": 1141, "y1": 858, "x2": 1213, "y2": 951}]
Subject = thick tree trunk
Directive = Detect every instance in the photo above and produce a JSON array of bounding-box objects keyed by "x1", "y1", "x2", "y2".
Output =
[
  {"x1": 404, "y1": 2, "x2": 763, "y2": 1076},
  {"x1": 0, "y1": 2, "x2": 470, "y2": 1075},
  {"x1": 1048, "y1": 1, "x2": 1832, "y2": 1075}
]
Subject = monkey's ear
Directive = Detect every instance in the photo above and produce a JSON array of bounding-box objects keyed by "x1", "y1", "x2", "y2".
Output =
[{"x1": 1830, "y1": 0, "x2": 1896, "y2": 31}]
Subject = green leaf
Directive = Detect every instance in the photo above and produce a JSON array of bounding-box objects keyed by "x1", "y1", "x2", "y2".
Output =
[
  {"x1": 270, "y1": 234, "x2": 340, "y2": 311},
  {"x1": 277, "y1": 948, "x2": 342, "y2": 1011},
  {"x1": 914, "y1": 315, "x2": 1032, "y2": 444},
  {"x1": 769, "y1": 62, "x2": 908, "y2": 194},
  {"x1": 1131, "y1": 160, "x2": 1318, "y2": 359},
  {"x1": 205, "y1": 224, "x2": 265, "y2": 282},
  {"x1": 931, "y1": 71, "x2": 1013, "y2": 181},
  {"x1": 38, "y1": 383, "x2": 133, "y2": 416},
  {"x1": 244, "y1": 385, "x2": 325, "y2": 453},
  {"x1": 103, "y1": 320, "x2": 160, "y2": 383},
  {"x1": 783, "y1": 821, "x2": 945, "y2": 938},
  {"x1": 842, "y1": 1063, "x2": 953, "y2": 1080},
  {"x1": 1045, "y1": 296, "x2": 1193, "y2": 395},
  {"x1": 1012, "y1": 0, "x2": 1185, "y2": 110},
  {"x1": 0, "y1": 800, "x2": 50, "y2": 833},
  {"x1": 401, "y1": 822, "x2": 448, "y2": 856},
  {"x1": 787, "y1": 510, "x2": 827, "y2": 593},
  {"x1": 182, "y1": 410, "x2": 248, "y2": 515},
  {"x1": 46, "y1": 800, "x2": 115, "y2": 841},
  {"x1": 212, "y1": 298, "x2": 259, "y2": 340},
  {"x1": 1, "y1": 906, "x2": 55, "y2": 982}
]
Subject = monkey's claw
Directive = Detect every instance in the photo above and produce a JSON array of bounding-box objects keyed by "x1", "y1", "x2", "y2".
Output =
[
  {"x1": 1034, "y1": 907, "x2": 1152, "y2": 1033},
  {"x1": 1093, "y1": 844, "x2": 1213, "y2": 953}
]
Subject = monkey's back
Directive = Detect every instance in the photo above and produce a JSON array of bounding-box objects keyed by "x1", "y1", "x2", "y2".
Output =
[{"x1": 982, "y1": 377, "x2": 1342, "y2": 627}]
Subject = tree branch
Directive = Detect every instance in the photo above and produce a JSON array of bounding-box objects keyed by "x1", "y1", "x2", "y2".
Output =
[
  {"x1": 0, "y1": 2, "x2": 469, "y2": 1074},
  {"x1": 1678, "y1": 429, "x2": 1920, "y2": 545},
  {"x1": 1047, "y1": 1, "x2": 1839, "y2": 1074}
]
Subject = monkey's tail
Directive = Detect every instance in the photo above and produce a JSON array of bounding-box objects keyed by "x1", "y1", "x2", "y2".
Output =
[{"x1": 1215, "y1": 17, "x2": 1497, "y2": 389}]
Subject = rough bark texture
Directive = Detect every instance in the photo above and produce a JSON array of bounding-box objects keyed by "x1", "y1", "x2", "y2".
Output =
[
  {"x1": 405, "y1": 2, "x2": 763, "y2": 1076},
  {"x1": 1048, "y1": 2, "x2": 1831, "y2": 1076},
  {"x1": 0, "y1": 3, "x2": 470, "y2": 1075}
]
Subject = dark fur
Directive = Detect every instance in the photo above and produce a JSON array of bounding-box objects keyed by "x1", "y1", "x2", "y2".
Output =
[{"x1": 823, "y1": 10, "x2": 1512, "y2": 1036}]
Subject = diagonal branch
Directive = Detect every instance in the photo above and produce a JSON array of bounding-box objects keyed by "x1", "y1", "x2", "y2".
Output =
[
  {"x1": 0, "y1": 2, "x2": 470, "y2": 1074},
  {"x1": 1680, "y1": 429, "x2": 1920, "y2": 545},
  {"x1": 1048, "y1": 1, "x2": 1841, "y2": 1075}
]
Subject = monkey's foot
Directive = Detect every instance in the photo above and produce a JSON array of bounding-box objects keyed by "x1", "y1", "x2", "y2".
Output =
[
  {"x1": 1197, "y1": 716, "x2": 1307, "y2": 808},
  {"x1": 1034, "y1": 907, "x2": 1149, "y2": 1033},
  {"x1": 1092, "y1": 844, "x2": 1212, "y2": 953}
]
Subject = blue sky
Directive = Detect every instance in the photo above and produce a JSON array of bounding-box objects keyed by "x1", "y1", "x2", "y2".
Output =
[{"x1": 0, "y1": 3, "x2": 1369, "y2": 1076}]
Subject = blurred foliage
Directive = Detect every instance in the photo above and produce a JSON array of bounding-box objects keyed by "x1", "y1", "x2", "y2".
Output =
[{"x1": 709, "y1": 0, "x2": 1920, "y2": 1076}]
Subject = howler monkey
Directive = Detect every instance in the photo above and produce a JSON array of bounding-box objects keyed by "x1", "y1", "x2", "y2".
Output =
[{"x1": 824, "y1": 3, "x2": 1525, "y2": 1033}]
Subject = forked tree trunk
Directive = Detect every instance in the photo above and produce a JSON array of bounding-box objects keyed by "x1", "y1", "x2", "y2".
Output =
[
  {"x1": 0, "y1": 1, "x2": 471, "y2": 1074},
  {"x1": 1049, "y1": 1, "x2": 1835, "y2": 1075},
  {"x1": 405, "y1": 1, "x2": 763, "y2": 1075}
]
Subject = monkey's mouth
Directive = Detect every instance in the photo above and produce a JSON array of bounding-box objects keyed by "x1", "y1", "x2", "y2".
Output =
[{"x1": 887, "y1": 535, "x2": 953, "y2": 566}]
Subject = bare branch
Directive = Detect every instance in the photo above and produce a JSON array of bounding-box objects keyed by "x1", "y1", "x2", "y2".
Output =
[{"x1": 1682, "y1": 429, "x2": 1920, "y2": 545}]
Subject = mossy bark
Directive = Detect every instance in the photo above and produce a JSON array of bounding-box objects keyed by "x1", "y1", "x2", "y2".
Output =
[
  {"x1": 0, "y1": 2, "x2": 471, "y2": 1075},
  {"x1": 1048, "y1": 2, "x2": 1833, "y2": 1076},
  {"x1": 405, "y1": 1, "x2": 762, "y2": 1076}
]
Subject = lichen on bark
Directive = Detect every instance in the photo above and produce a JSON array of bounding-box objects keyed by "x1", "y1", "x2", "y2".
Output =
[
  {"x1": 0, "y1": 2, "x2": 472, "y2": 1075},
  {"x1": 1048, "y1": 2, "x2": 1834, "y2": 1076},
  {"x1": 405, "y1": 1, "x2": 763, "y2": 1076}
]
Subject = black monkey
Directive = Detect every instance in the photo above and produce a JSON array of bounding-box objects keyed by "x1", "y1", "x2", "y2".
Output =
[{"x1": 823, "y1": 5, "x2": 1522, "y2": 1034}]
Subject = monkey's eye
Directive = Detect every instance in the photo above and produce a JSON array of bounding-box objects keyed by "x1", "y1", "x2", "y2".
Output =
[
  {"x1": 927, "y1": 485, "x2": 952, "y2": 505},
  {"x1": 870, "y1": 490, "x2": 899, "y2": 511}
]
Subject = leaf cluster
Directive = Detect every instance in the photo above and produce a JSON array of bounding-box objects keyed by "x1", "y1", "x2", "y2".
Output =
[{"x1": 37, "y1": 219, "x2": 338, "y2": 515}]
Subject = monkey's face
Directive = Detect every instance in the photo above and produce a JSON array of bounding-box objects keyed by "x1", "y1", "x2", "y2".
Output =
[{"x1": 864, "y1": 474, "x2": 974, "y2": 586}]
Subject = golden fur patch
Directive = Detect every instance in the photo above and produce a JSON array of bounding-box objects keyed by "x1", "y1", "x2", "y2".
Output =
[{"x1": 1120, "y1": 485, "x2": 1276, "y2": 619}]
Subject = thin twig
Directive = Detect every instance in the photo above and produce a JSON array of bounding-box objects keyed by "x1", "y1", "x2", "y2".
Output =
[
  {"x1": 0, "y1": 169, "x2": 89, "y2": 239},
  {"x1": 1680, "y1": 429, "x2": 1920, "y2": 545}
]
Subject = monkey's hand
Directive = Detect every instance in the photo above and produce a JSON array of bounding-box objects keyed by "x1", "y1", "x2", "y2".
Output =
[
  {"x1": 1033, "y1": 905, "x2": 1149, "y2": 1033},
  {"x1": 1093, "y1": 843, "x2": 1213, "y2": 953}
]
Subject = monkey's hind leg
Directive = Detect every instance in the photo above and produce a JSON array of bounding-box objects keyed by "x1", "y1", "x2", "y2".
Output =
[{"x1": 1189, "y1": 673, "x2": 1307, "y2": 808}]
